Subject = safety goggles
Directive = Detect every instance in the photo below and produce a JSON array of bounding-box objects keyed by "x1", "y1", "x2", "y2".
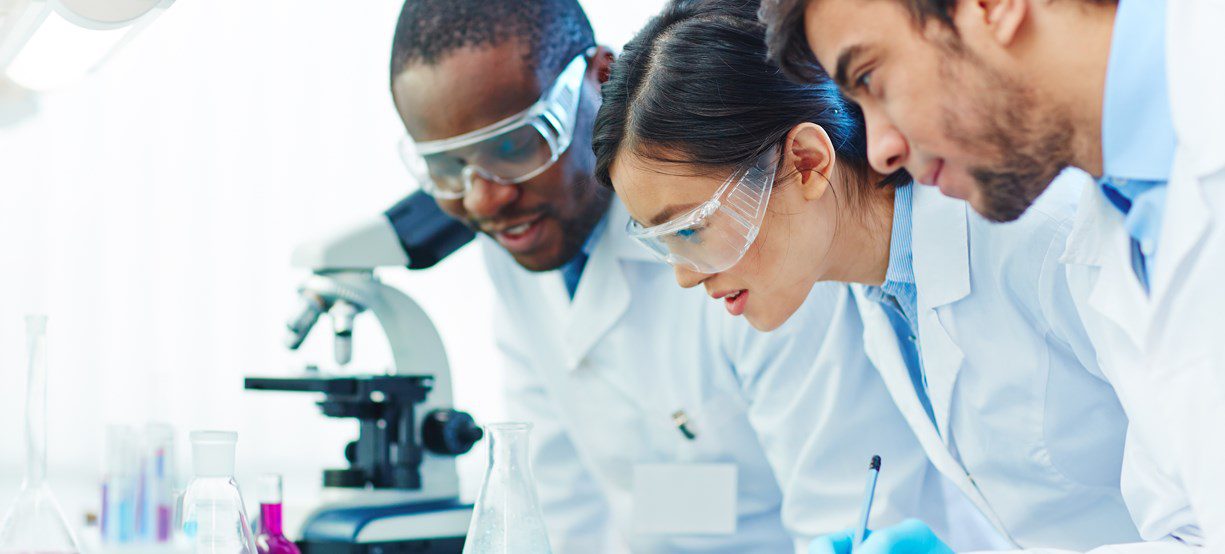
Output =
[
  {"x1": 626, "y1": 146, "x2": 781, "y2": 274},
  {"x1": 398, "y1": 50, "x2": 592, "y2": 199}
]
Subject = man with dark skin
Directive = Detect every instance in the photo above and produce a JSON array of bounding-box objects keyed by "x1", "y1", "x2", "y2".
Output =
[
  {"x1": 759, "y1": 0, "x2": 1225, "y2": 551},
  {"x1": 392, "y1": 25, "x2": 611, "y2": 272}
]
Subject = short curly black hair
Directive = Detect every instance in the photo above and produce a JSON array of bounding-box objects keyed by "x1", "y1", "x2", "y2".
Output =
[{"x1": 389, "y1": 0, "x2": 596, "y2": 83}]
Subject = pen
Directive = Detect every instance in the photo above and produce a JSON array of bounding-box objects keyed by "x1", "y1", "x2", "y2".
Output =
[
  {"x1": 852, "y1": 455, "x2": 882, "y2": 548},
  {"x1": 672, "y1": 410, "x2": 697, "y2": 440}
]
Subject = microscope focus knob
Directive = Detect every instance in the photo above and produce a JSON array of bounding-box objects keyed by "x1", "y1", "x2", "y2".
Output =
[{"x1": 422, "y1": 409, "x2": 483, "y2": 456}]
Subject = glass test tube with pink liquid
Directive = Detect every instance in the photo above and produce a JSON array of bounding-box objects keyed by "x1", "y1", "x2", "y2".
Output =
[{"x1": 255, "y1": 475, "x2": 300, "y2": 554}]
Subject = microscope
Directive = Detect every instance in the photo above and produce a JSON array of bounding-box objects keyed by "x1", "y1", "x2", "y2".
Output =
[{"x1": 245, "y1": 191, "x2": 479, "y2": 553}]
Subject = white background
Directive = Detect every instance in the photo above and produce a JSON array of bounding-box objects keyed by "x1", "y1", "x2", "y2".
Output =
[{"x1": 0, "y1": 0, "x2": 664, "y2": 537}]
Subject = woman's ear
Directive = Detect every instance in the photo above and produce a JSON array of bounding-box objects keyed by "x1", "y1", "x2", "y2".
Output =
[{"x1": 785, "y1": 123, "x2": 837, "y2": 202}]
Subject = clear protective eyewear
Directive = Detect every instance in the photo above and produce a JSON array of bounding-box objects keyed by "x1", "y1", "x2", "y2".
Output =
[
  {"x1": 627, "y1": 146, "x2": 781, "y2": 274},
  {"x1": 398, "y1": 50, "x2": 592, "y2": 199}
]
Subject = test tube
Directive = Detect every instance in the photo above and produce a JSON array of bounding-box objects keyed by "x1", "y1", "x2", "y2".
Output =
[
  {"x1": 102, "y1": 425, "x2": 139, "y2": 544},
  {"x1": 141, "y1": 423, "x2": 175, "y2": 542}
]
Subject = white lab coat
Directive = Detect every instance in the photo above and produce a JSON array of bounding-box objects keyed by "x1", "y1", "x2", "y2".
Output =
[
  {"x1": 1059, "y1": 1, "x2": 1225, "y2": 549},
  {"x1": 851, "y1": 174, "x2": 1146, "y2": 551},
  {"x1": 721, "y1": 283, "x2": 1009, "y2": 553},
  {"x1": 483, "y1": 198, "x2": 792, "y2": 553},
  {"x1": 481, "y1": 198, "x2": 962, "y2": 553}
]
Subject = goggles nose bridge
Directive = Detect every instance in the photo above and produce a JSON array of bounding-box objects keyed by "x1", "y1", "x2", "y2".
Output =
[{"x1": 461, "y1": 164, "x2": 509, "y2": 192}]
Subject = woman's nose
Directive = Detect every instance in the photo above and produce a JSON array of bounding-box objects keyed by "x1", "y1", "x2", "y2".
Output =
[{"x1": 673, "y1": 265, "x2": 710, "y2": 289}]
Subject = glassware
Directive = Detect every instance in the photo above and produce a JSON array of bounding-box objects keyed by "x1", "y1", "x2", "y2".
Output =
[
  {"x1": 0, "y1": 315, "x2": 81, "y2": 554},
  {"x1": 102, "y1": 423, "x2": 177, "y2": 544},
  {"x1": 462, "y1": 422, "x2": 552, "y2": 554},
  {"x1": 253, "y1": 475, "x2": 299, "y2": 554},
  {"x1": 101, "y1": 425, "x2": 139, "y2": 544},
  {"x1": 179, "y1": 431, "x2": 257, "y2": 553},
  {"x1": 140, "y1": 423, "x2": 177, "y2": 543}
]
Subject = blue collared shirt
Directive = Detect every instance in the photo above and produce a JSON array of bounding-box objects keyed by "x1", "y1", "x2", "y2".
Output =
[
  {"x1": 1098, "y1": 0, "x2": 1177, "y2": 289},
  {"x1": 864, "y1": 184, "x2": 936, "y2": 427},
  {"x1": 559, "y1": 211, "x2": 608, "y2": 299}
]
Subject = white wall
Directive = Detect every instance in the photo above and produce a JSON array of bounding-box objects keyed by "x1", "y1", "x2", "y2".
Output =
[{"x1": 0, "y1": 0, "x2": 664, "y2": 534}]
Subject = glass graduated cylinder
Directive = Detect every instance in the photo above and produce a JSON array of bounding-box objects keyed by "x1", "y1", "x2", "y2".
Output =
[{"x1": 462, "y1": 422, "x2": 552, "y2": 554}]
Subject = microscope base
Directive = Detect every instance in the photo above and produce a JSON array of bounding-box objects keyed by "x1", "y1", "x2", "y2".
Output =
[
  {"x1": 298, "y1": 498, "x2": 471, "y2": 554},
  {"x1": 299, "y1": 537, "x2": 465, "y2": 554}
]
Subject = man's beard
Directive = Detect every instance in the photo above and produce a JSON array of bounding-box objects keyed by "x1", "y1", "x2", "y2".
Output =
[
  {"x1": 940, "y1": 48, "x2": 1074, "y2": 223},
  {"x1": 547, "y1": 179, "x2": 613, "y2": 269},
  {"x1": 468, "y1": 175, "x2": 612, "y2": 272}
]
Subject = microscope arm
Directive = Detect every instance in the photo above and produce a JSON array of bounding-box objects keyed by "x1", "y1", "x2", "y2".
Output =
[
  {"x1": 285, "y1": 190, "x2": 475, "y2": 352},
  {"x1": 290, "y1": 190, "x2": 474, "y2": 272}
]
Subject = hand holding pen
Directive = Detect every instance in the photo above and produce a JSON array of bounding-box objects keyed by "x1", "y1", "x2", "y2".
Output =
[{"x1": 806, "y1": 455, "x2": 953, "y2": 553}]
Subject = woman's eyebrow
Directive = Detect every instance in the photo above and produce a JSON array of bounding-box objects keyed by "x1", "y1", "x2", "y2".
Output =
[{"x1": 649, "y1": 202, "x2": 700, "y2": 226}]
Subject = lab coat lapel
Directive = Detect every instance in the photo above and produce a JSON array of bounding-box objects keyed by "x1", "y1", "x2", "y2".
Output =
[
  {"x1": 853, "y1": 287, "x2": 946, "y2": 453},
  {"x1": 561, "y1": 199, "x2": 651, "y2": 372},
  {"x1": 1063, "y1": 179, "x2": 1151, "y2": 349},
  {"x1": 853, "y1": 287, "x2": 1013, "y2": 540},
  {"x1": 1151, "y1": 1, "x2": 1225, "y2": 318},
  {"x1": 1151, "y1": 153, "x2": 1212, "y2": 313},
  {"x1": 1165, "y1": 0, "x2": 1225, "y2": 181},
  {"x1": 911, "y1": 187, "x2": 969, "y2": 439}
]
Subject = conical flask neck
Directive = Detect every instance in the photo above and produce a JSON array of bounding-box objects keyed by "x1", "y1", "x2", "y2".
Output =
[
  {"x1": 486, "y1": 426, "x2": 531, "y2": 475},
  {"x1": 23, "y1": 316, "x2": 49, "y2": 486},
  {"x1": 0, "y1": 316, "x2": 81, "y2": 553}
]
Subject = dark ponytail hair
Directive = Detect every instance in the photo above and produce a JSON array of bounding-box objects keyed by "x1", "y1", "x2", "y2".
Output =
[{"x1": 592, "y1": 0, "x2": 908, "y2": 199}]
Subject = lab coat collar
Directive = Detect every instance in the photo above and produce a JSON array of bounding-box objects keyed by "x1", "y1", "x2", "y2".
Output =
[
  {"x1": 1062, "y1": 182, "x2": 1153, "y2": 349},
  {"x1": 1061, "y1": 179, "x2": 1119, "y2": 269},
  {"x1": 559, "y1": 197, "x2": 662, "y2": 371},
  {"x1": 911, "y1": 184, "x2": 971, "y2": 310}
]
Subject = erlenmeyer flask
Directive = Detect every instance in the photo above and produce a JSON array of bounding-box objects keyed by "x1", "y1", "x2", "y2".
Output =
[
  {"x1": 0, "y1": 315, "x2": 81, "y2": 554},
  {"x1": 462, "y1": 422, "x2": 552, "y2": 554},
  {"x1": 179, "y1": 431, "x2": 257, "y2": 553},
  {"x1": 253, "y1": 475, "x2": 300, "y2": 554}
]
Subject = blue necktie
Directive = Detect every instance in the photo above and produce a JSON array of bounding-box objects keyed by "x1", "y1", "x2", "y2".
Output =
[
  {"x1": 560, "y1": 251, "x2": 588, "y2": 300},
  {"x1": 1100, "y1": 179, "x2": 1162, "y2": 292}
]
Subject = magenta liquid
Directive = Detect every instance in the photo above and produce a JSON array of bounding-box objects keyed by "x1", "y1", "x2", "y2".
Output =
[{"x1": 256, "y1": 502, "x2": 301, "y2": 554}]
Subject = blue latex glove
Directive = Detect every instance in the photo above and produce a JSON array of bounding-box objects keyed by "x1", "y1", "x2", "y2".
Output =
[
  {"x1": 808, "y1": 520, "x2": 953, "y2": 554},
  {"x1": 808, "y1": 528, "x2": 855, "y2": 554}
]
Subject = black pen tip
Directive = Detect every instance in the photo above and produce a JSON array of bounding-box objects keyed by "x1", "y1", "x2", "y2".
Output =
[{"x1": 870, "y1": 455, "x2": 881, "y2": 470}]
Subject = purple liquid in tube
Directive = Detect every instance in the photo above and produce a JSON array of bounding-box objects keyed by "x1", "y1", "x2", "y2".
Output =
[{"x1": 255, "y1": 475, "x2": 300, "y2": 554}]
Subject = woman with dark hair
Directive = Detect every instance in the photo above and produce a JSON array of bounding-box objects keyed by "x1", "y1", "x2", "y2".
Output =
[{"x1": 593, "y1": 1, "x2": 1143, "y2": 552}]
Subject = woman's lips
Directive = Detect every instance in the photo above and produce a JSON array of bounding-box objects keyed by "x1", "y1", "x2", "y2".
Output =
[{"x1": 723, "y1": 290, "x2": 748, "y2": 316}]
